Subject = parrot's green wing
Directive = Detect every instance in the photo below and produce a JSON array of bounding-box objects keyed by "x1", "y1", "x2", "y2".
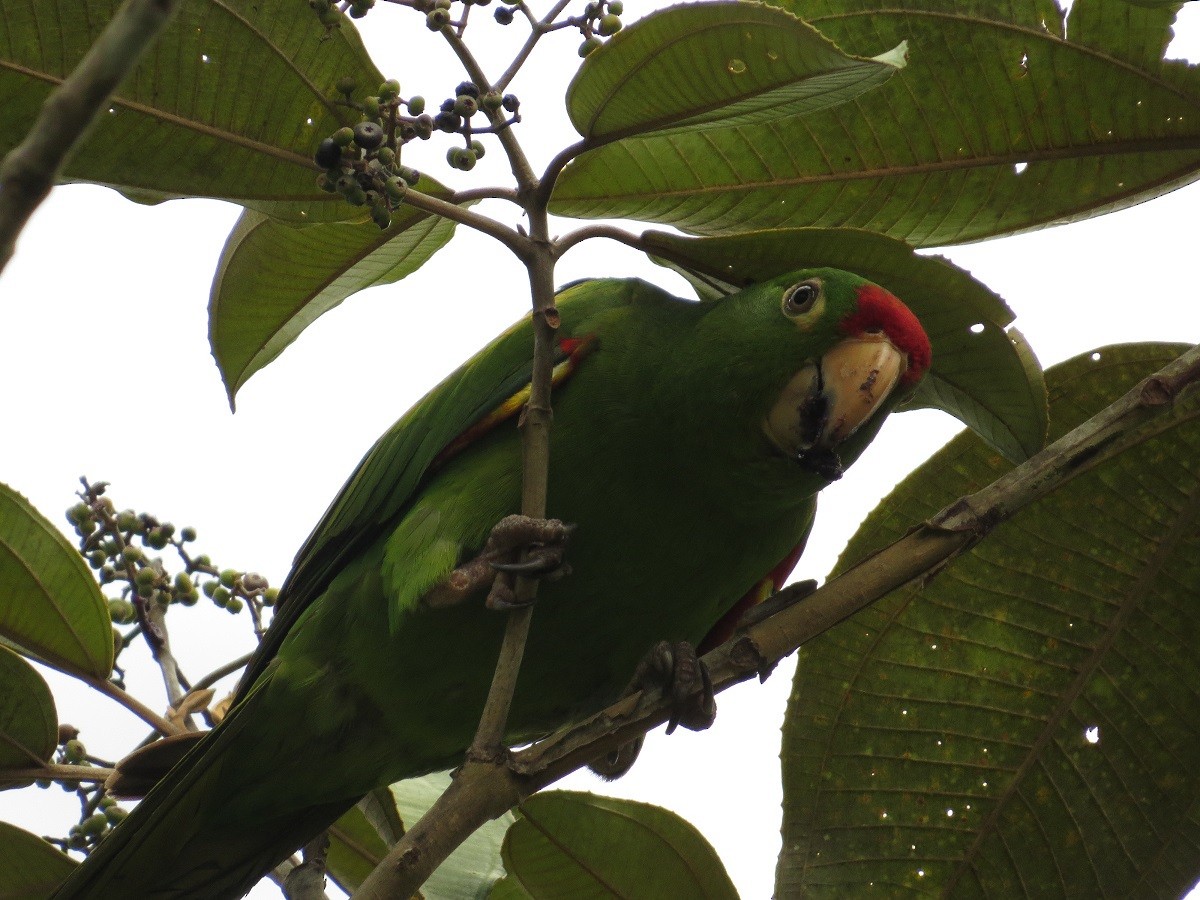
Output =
[{"x1": 236, "y1": 278, "x2": 640, "y2": 696}]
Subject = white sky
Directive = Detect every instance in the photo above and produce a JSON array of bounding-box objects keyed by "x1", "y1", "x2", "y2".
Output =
[{"x1": 1, "y1": 3, "x2": 1198, "y2": 898}]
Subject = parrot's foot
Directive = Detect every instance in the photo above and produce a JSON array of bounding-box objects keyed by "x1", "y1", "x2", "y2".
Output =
[
  {"x1": 423, "y1": 515, "x2": 573, "y2": 610},
  {"x1": 587, "y1": 641, "x2": 716, "y2": 780}
]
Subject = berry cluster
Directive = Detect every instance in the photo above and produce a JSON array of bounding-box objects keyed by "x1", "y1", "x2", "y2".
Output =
[
  {"x1": 576, "y1": 0, "x2": 623, "y2": 56},
  {"x1": 433, "y1": 81, "x2": 520, "y2": 171},
  {"x1": 316, "y1": 78, "x2": 431, "y2": 230},
  {"x1": 39, "y1": 728, "x2": 127, "y2": 857},
  {"x1": 67, "y1": 480, "x2": 277, "y2": 638}
]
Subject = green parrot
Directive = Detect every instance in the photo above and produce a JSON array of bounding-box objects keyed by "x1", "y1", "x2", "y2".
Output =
[{"x1": 51, "y1": 269, "x2": 930, "y2": 899}]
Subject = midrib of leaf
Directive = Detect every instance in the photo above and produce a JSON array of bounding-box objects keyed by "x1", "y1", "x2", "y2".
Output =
[
  {"x1": 582, "y1": 136, "x2": 1200, "y2": 204},
  {"x1": 0, "y1": 535, "x2": 92, "y2": 671},
  {"x1": 580, "y1": 15, "x2": 869, "y2": 141},
  {"x1": 0, "y1": 57, "x2": 313, "y2": 174},
  {"x1": 516, "y1": 803, "x2": 630, "y2": 898},
  {"x1": 327, "y1": 824, "x2": 382, "y2": 867},
  {"x1": 0, "y1": 730, "x2": 46, "y2": 768},
  {"x1": 942, "y1": 479, "x2": 1200, "y2": 896}
]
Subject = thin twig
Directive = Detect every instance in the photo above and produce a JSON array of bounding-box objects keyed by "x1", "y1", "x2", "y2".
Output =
[
  {"x1": 496, "y1": 0, "x2": 575, "y2": 91},
  {"x1": 352, "y1": 344, "x2": 1200, "y2": 898},
  {"x1": 189, "y1": 652, "x2": 253, "y2": 692},
  {"x1": 0, "y1": 0, "x2": 181, "y2": 273},
  {"x1": 400, "y1": 188, "x2": 528, "y2": 256},
  {"x1": 79, "y1": 672, "x2": 183, "y2": 737},
  {"x1": 0, "y1": 764, "x2": 114, "y2": 787}
]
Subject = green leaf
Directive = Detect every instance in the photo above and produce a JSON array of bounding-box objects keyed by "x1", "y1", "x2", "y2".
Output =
[
  {"x1": 779, "y1": 344, "x2": 1200, "y2": 896},
  {"x1": 209, "y1": 198, "x2": 461, "y2": 404},
  {"x1": 644, "y1": 228, "x2": 1047, "y2": 461},
  {"x1": 565, "y1": 2, "x2": 903, "y2": 142},
  {"x1": 552, "y1": 0, "x2": 1200, "y2": 246},
  {"x1": 0, "y1": 822, "x2": 77, "y2": 899},
  {"x1": 0, "y1": 0, "x2": 383, "y2": 222},
  {"x1": 0, "y1": 484, "x2": 112, "y2": 679},
  {"x1": 391, "y1": 771, "x2": 513, "y2": 900},
  {"x1": 500, "y1": 791, "x2": 738, "y2": 899},
  {"x1": 0, "y1": 645, "x2": 57, "y2": 786},
  {"x1": 326, "y1": 803, "x2": 391, "y2": 894}
]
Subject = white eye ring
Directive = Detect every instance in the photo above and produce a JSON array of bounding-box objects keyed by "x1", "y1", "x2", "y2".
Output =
[{"x1": 782, "y1": 280, "x2": 821, "y2": 317}]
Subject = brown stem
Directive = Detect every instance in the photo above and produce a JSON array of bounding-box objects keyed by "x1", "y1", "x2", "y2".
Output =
[
  {"x1": 0, "y1": 0, "x2": 181, "y2": 274},
  {"x1": 0, "y1": 764, "x2": 114, "y2": 787},
  {"x1": 79, "y1": 672, "x2": 183, "y2": 737},
  {"x1": 348, "y1": 343, "x2": 1200, "y2": 899},
  {"x1": 495, "y1": 0, "x2": 575, "y2": 91}
]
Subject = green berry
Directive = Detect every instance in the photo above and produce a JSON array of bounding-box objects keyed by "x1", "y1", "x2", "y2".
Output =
[
  {"x1": 344, "y1": 185, "x2": 367, "y2": 206},
  {"x1": 174, "y1": 572, "x2": 193, "y2": 593},
  {"x1": 336, "y1": 76, "x2": 357, "y2": 96},
  {"x1": 453, "y1": 95, "x2": 478, "y2": 118},
  {"x1": 470, "y1": 139, "x2": 486, "y2": 159},
  {"x1": 219, "y1": 569, "x2": 238, "y2": 588},
  {"x1": 349, "y1": 3, "x2": 368, "y2": 17},
  {"x1": 202, "y1": 580, "x2": 218, "y2": 598},
  {"x1": 434, "y1": 0, "x2": 452, "y2": 8},
  {"x1": 99, "y1": 796, "x2": 117, "y2": 809},
  {"x1": 146, "y1": 529, "x2": 168, "y2": 550},
  {"x1": 398, "y1": 165, "x2": 421, "y2": 186},
  {"x1": 116, "y1": 510, "x2": 138, "y2": 531},
  {"x1": 579, "y1": 36, "x2": 603, "y2": 57},
  {"x1": 67, "y1": 502, "x2": 90, "y2": 525},
  {"x1": 67, "y1": 832, "x2": 87, "y2": 850},
  {"x1": 264, "y1": 587, "x2": 280, "y2": 606},
  {"x1": 212, "y1": 585, "x2": 231, "y2": 605},
  {"x1": 598, "y1": 13, "x2": 621, "y2": 35},
  {"x1": 482, "y1": 91, "x2": 504, "y2": 112},
  {"x1": 225, "y1": 597, "x2": 244, "y2": 614},
  {"x1": 82, "y1": 813, "x2": 108, "y2": 836},
  {"x1": 446, "y1": 147, "x2": 463, "y2": 168},
  {"x1": 318, "y1": 5, "x2": 340, "y2": 25},
  {"x1": 195, "y1": 554, "x2": 211, "y2": 567},
  {"x1": 134, "y1": 567, "x2": 157, "y2": 587},
  {"x1": 377, "y1": 146, "x2": 396, "y2": 166},
  {"x1": 333, "y1": 127, "x2": 356, "y2": 147},
  {"x1": 108, "y1": 599, "x2": 136, "y2": 624},
  {"x1": 379, "y1": 78, "x2": 401, "y2": 101},
  {"x1": 180, "y1": 526, "x2": 197, "y2": 542},
  {"x1": 119, "y1": 541, "x2": 139, "y2": 561},
  {"x1": 353, "y1": 121, "x2": 385, "y2": 150},
  {"x1": 87, "y1": 550, "x2": 106, "y2": 569},
  {"x1": 64, "y1": 739, "x2": 86, "y2": 762},
  {"x1": 371, "y1": 203, "x2": 392, "y2": 229},
  {"x1": 362, "y1": 96, "x2": 381, "y2": 119},
  {"x1": 314, "y1": 137, "x2": 342, "y2": 169},
  {"x1": 105, "y1": 806, "x2": 128, "y2": 824},
  {"x1": 494, "y1": 5, "x2": 513, "y2": 23},
  {"x1": 407, "y1": 96, "x2": 426, "y2": 115},
  {"x1": 385, "y1": 177, "x2": 407, "y2": 202},
  {"x1": 426, "y1": 8, "x2": 450, "y2": 29}
]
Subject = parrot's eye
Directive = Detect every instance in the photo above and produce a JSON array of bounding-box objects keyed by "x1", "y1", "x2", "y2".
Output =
[{"x1": 782, "y1": 280, "x2": 821, "y2": 318}]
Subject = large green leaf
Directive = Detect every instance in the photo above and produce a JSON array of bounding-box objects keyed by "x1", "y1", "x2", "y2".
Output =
[
  {"x1": 0, "y1": 0, "x2": 382, "y2": 222},
  {"x1": 0, "y1": 822, "x2": 77, "y2": 900},
  {"x1": 0, "y1": 484, "x2": 111, "y2": 679},
  {"x1": 644, "y1": 228, "x2": 1047, "y2": 461},
  {"x1": 565, "y1": 2, "x2": 903, "y2": 142},
  {"x1": 210, "y1": 194, "x2": 462, "y2": 404},
  {"x1": 778, "y1": 344, "x2": 1200, "y2": 896},
  {"x1": 0, "y1": 645, "x2": 56, "y2": 787},
  {"x1": 552, "y1": 0, "x2": 1200, "y2": 246},
  {"x1": 496, "y1": 791, "x2": 738, "y2": 899}
]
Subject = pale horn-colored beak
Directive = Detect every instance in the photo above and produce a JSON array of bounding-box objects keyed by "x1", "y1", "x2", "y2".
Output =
[{"x1": 764, "y1": 334, "x2": 907, "y2": 479}]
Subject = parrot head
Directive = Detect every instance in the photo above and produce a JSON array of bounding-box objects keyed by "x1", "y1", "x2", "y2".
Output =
[{"x1": 694, "y1": 267, "x2": 931, "y2": 483}]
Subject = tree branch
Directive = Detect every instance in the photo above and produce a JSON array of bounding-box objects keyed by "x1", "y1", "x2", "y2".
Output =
[
  {"x1": 399, "y1": 189, "x2": 529, "y2": 259},
  {"x1": 0, "y1": 764, "x2": 113, "y2": 787},
  {"x1": 495, "y1": 0, "x2": 575, "y2": 92},
  {"x1": 0, "y1": 0, "x2": 180, "y2": 274},
  {"x1": 352, "y1": 343, "x2": 1200, "y2": 899},
  {"x1": 79, "y1": 672, "x2": 184, "y2": 737}
]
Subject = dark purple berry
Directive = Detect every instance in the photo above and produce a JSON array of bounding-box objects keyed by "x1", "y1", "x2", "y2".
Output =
[
  {"x1": 353, "y1": 121, "x2": 385, "y2": 150},
  {"x1": 314, "y1": 138, "x2": 342, "y2": 169}
]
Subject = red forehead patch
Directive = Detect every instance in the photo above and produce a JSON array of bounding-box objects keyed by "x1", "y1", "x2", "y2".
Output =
[{"x1": 839, "y1": 284, "x2": 932, "y2": 385}]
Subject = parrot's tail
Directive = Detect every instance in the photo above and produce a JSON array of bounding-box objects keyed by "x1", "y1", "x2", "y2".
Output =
[{"x1": 49, "y1": 682, "x2": 359, "y2": 900}]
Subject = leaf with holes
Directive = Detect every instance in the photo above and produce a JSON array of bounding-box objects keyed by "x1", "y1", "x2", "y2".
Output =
[
  {"x1": 0, "y1": 484, "x2": 112, "y2": 680},
  {"x1": 643, "y1": 227, "x2": 1047, "y2": 461},
  {"x1": 0, "y1": 822, "x2": 77, "y2": 898},
  {"x1": 497, "y1": 791, "x2": 737, "y2": 898},
  {"x1": 565, "y1": 2, "x2": 903, "y2": 143},
  {"x1": 0, "y1": 645, "x2": 57, "y2": 788},
  {"x1": 210, "y1": 191, "x2": 464, "y2": 405},
  {"x1": 778, "y1": 344, "x2": 1200, "y2": 897},
  {"x1": 552, "y1": 0, "x2": 1200, "y2": 246},
  {"x1": 0, "y1": 0, "x2": 382, "y2": 223}
]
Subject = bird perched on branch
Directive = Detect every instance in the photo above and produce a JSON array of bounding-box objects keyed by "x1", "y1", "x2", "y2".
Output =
[{"x1": 52, "y1": 269, "x2": 930, "y2": 899}]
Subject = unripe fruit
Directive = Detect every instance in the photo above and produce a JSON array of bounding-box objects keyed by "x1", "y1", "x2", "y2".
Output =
[
  {"x1": 470, "y1": 139, "x2": 486, "y2": 159},
  {"x1": 64, "y1": 739, "x2": 86, "y2": 762},
  {"x1": 426, "y1": 8, "x2": 450, "y2": 29},
  {"x1": 353, "y1": 121, "x2": 385, "y2": 150},
  {"x1": 226, "y1": 597, "x2": 244, "y2": 614},
  {"x1": 597, "y1": 13, "x2": 621, "y2": 35},
  {"x1": 434, "y1": 112, "x2": 461, "y2": 133},
  {"x1": 608, "y1": 0, "x2": 623, "y2": 12},
  {"x1": 121, "y1": 545, "x2": 141, "y2": 564},
  {"x1": 105, "y1": 806, "x2": 128, "y2": 824},
  {"x1": 332, "y1": 126, "x2": 356, "y2": 147},
  {"x1": 264, "y1": 587, "x2": 280, "y2": 606},
  {"x1": 174, "y1": 572, "x2": 193, "y2": 593},
  {"x1": 385, "y1": 177, "x2": 407, "y2": 202},
  {"x1": 398, "y1": 165, "x2": 421, "y2": 186},
  {"x1": 88, "y1": 550, "x2": 106, "y2": 569},
  {"x1": 336, "y1": 76, "x2": 357, "y2": 95},
  {"x1": 134, "y1": 567, "x2": 157, "y2": 587},
  {"x1": 362, "y1": 96, "x2": 381, "y2": 119},
  {"x1": 415, "y1": 114, "x2": 434, "y2": 139},
  {"x1": 376, "y1": 146, "x2": 396, "y2": 166},
  {"x1": 202, "y1": 580, "x2": 219, "y2": 598},
  {"x1": 371, "y1": 203, "x2": 392, "y2": 229},
  {"x1": 212, "y1": 586, "x2": 231, "y2": 604},
  {"x1": 453, "y1": 95, "x2": 478, "y2": 117},
  {"x1": 407, "y1": 95, "x2": 426, "y2": 115},
  {"x1": 180, "y1": 526, "x2": 197, "y2": 542},
  {"x1": 482, "y1": 90, "x2": 504, "y2": 112},
  {"x1": 318, "y1": 5, "x2": 340, "y2": 25},
  {"x1": 379, "y1": 78, "x2": 401, "y2": 101},
  {"x1": 219, "y1": 569, "x2": 238, "y2": 588},
  {"x1": 82, "y1": 814, "x2": 108, "y2": 836},
  {"x1": 108, "y1": 599, "x2": 136, "y2": 623},
  {"x1": 579, "y1": 36, "x2": 602, "y2": 57},
  {"x1": 116, "y1": 510, "x2": 138, "y2": 531},
  {"x1": 314, "y1": 138, "x2": 342, "y2": 169}
]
